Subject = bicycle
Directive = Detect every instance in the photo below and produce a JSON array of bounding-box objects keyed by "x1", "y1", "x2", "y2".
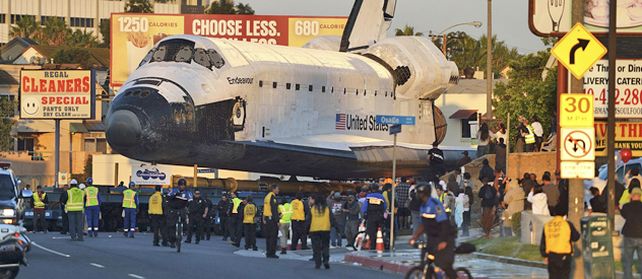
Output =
[{"x1": 404, "y1": 241, "x2": 474, "y2": 279}]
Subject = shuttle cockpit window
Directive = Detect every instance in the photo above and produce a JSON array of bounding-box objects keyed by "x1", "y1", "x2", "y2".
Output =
[{"x1": 136, "y1": 38, "x2": 225, "y2": 71}]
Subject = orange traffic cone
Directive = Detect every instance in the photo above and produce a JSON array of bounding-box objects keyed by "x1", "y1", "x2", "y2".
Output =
[{"x1": 376, "y1": 228, "x2": 384, "y2": 256}]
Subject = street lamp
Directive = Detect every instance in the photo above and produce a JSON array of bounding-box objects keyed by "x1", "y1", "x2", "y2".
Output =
[{"x1": 437, "y1": 21, "x2": 483, "y2": 55}]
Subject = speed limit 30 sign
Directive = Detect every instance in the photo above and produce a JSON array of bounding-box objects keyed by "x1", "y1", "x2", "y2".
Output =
[{"x1": 560, "y1": 94, "x2": 594, "y2": 127}]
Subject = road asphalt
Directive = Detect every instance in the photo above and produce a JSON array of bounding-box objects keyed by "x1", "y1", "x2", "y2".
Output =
[{"x1": 18, "y1": 232, "x2": 400, "y2": 279}]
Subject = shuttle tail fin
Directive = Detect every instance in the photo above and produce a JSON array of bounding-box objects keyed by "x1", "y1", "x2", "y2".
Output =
[{"x1": 340, "y1": 0, "x2": 396, "y2": 53}]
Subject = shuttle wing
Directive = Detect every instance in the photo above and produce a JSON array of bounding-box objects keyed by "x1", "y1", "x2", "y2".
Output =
[{"x1": 340, "y1": 0, "x2": 397, "y2": 52}]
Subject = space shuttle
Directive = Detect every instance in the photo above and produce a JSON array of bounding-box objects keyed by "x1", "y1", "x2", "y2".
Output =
[{"x1": 105, "y1": 0, "x2": 460, "y2": 179}]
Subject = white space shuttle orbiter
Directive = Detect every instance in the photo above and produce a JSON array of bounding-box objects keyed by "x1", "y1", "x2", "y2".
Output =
[{"x1": 105, "y1": 0, "x2": 460, "y2": 179}]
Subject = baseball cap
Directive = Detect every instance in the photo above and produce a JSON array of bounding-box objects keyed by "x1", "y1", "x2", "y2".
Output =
[{"x1": 69, "y1": 179, "x2": 78, "y2": 185}]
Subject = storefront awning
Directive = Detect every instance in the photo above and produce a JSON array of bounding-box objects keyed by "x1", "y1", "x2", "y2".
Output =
[{"x1": 449, "y1": 109, "x2": 478, "y2": 119}]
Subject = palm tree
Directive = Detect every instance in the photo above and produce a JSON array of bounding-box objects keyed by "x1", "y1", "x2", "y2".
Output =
[
  {"x1": 126, "y1": 0, "x2": 153, "y2": 13},
  {"x1": 205, "y1": 0, "x2": 236, "y2": 14},
  {"x1": 67, "y1": 29, "x2": 99, "y2": 48},
  {"x1": 10, "y1": 16, "x2": 39, "y2": 39},
  {"x1": 36, "y1": 17, "x2": 70, "y2": 46},
  {"x1": 448, "y1": 33, "x2": 521, "y2": 79},
  {"x1": 395, "y1": 25, "x2": 423, "y2": 36}
]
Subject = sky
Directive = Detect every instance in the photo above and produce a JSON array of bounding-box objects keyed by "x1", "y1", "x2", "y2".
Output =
[{"x1": 240, "y1": 0, "x2": 545, "y2": 54}]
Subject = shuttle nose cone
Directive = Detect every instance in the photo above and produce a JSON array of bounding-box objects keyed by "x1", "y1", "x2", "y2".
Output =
[{"x1": 106, "y1": 110, "x2": 142, "y2": 148}]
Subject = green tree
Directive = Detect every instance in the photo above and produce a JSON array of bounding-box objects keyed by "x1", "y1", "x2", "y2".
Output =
[
  {"x1": 0, "y1": 97, "x2": 16, "y2": 151},
  {"x1": 492, "y1": 51, "x2": 557, "y2": 149},
  {"x1": 447, "y1": 33, "x2": 520, "y2": 78},
  {"x1": 126, "y1": 0, "x2": 153, "y2": 13},
  {"x1": 67, "y1": 29, "x2": 99, "y2": 48},
  {"x1": 36, "y1": 17, "x2": 70, "y2": 46},
  {"x1": 53, "y1": 47, "x2": 92, "y2": 67},
  {"x1": 99, "y1": 19, "x2": 110, "y2": 47},
  {"x1": 395, "y1": 25, "x2": 423, "y2": 36},
  {"x1": 205, "y1": 0, "x2": 254, "y2": 14},
  {"x1": 10, "y1": 16, "x2": 38, "y2": 39}
]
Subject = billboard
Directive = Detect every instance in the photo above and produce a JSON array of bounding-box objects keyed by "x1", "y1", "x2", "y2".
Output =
[
  {"x1": 131, "y1": 164, "x2": 171, "y2": 186},
  {"x1": 111, "y1": 14, "x2": 347, "y2": 86},
  {"x1": 19, "y1": 70, "x2": 95, "y2": 119},
  {"x1": 595, "y1": 121, "x2": 642, "y2": 157},
  {"x1": 583, "y1": 60, "x2": 642, "y2": 118},
  {"x1": 529, "y1": 0, "x2": 642, "y2": 36}
]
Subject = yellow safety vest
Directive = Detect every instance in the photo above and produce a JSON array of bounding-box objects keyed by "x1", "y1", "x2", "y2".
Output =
[
  {"x1": 148, "y1": 192, "x2": 163, "y2": 215},
  {"x1": 65, "y1": 188, "x2": 85, "y2": 212},
  {"x1": 525, "y1": 125, "x2": 536, "y2": 144},
  {"x1": 243, "y1": 203, "x2": 256, "y2": 224},
  {"x1": 544, "y1": 216, "x2": 572, "y2": 254},
  {"x1": 263, "y1": 192, "x2": 275, "y2": 217},
  {"x1": 440, "y1": 192, "x2": 452, "y2": 213},
  {"x1": 85, "y1": 186, "x2": 99, "y2": 207},
  {"x1": 279, "y1": 203, "x2": 292, "y2": 224},
  {"x1": 232, "y1": 197, "x2": 242, "y2": 214},
  {"x1": 290, "y1": 199, "x2": 305, "y2": 221},
  {"x1": 310, "y1": 207, "x2": 331, "y2": 232},
  {"x1": 33, "y1": 193, "x2": 46, "y2": 209},
  {"x1": 122, "y1": 189, "x2": 137, "y2": 209}
]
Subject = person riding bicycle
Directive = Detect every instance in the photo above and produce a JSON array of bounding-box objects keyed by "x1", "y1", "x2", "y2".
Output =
[
  {"x1": 409, "y1": 184, "x2": 457, "y2": 279},
  {"x1": 166, "y1": 178, "x2": 193, "y2": 248}
]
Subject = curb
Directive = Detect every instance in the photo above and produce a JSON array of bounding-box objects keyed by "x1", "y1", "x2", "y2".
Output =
[
  {"x1": 472, "y1": 252, "x2": 547, "y2": 268},
  {"x1": 344, "y1": 253, "x2": 413, "y2": 274}
]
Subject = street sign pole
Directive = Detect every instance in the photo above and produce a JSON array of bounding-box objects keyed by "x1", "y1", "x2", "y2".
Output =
[
  {"x1": 54, "y1": 119, "x2": 60, "y2": 188},
  {"x1": 390, "y1": 131, "x2": 397, "y2": 252},
  {"x1": 606, "y1": 0, "x2": 617, "y2": 235}
]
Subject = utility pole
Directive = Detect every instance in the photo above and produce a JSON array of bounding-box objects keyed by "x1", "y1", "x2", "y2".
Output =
[
  {"x1": 486, "y1": 0, "x2": 493, "y2": 119},
  {"x1": 568, "y1": 0, "x2": 585, "y2": 278},
  {"x1": 606, "y1": 0, "x2": 617, "y2": 234}
]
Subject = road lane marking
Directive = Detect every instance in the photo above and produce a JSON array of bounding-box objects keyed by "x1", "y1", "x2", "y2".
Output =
[
  {"x1": 90, "y1": 263, "x2": 105, "y2": 268},
  {"x1": 32, "y1": 242, "x2": 71, "y2": 258},
  {"x1": 128, "y1": 274, "x2": 145, "y2": 279}
]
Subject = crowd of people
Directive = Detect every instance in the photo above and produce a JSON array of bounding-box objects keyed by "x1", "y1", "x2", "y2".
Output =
[{"x1": 475, "y1": 115, "x2": 547, "y2": 159}]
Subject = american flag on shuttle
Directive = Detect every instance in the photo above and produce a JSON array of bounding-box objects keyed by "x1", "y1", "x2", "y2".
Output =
[{"x1": 335, "y1": 113, "x2": 346, "y2": 130}]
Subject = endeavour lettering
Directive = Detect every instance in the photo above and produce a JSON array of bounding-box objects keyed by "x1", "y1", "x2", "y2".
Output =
[{"x1": 227, "y1": 77, "x2": 254, "y2": 85}]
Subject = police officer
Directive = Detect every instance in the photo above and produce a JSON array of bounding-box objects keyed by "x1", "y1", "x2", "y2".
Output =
[
  {"x1": 149, "y1": 185, "x2": 164, "y2": 246},
  {"x1": 540, "y1": 208, "x2": 580, "y2": 279},
  {"x1": 229, "y1": 192, "x2": 243, "y2": 247},
  {"x1": 361, "y1": 184, "x2": 386, "y2": 251},
  {"x1": 122, "y1": 182, "x2": 139, "y2": 238},
  {"x1": 409, "y1": 184, "x2": 457, "y2": 279},
  {"x1": 203, "y1": 194, "x2": 214, "y2": 241},
  {"x1": 33, "y1": 185, "x2": 48, "y2": 233},
  {"x1": 263, "y1": 185, "x2": 280, "y2": 259},
  {"x1": 63, "y1": 179, "x2": 85, "y2": 241},
  {"x1": 84, "y1": 178, "x2": 100, "y2": 237},
  {"x1": 166, "y1": 179, "x2": 193, "y2": 249},
  {"x1": 290, "y1": 193, "x2": 308, "y2": 250},
  {"x1": 428, "y1": 142, "x2": 445, "y2": 182},
  {"x1": 186, "y1": 190, "x2": 208, "y2": 244},
  {"x1": 243, "y1": 196, "x2": 258, "y2": 250},
  {"x1": 217, "y1": 194, "x2": 232, "y2": 241}
]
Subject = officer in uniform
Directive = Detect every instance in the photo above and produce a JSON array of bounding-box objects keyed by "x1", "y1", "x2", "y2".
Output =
[
  {"x1": 149, "y1": 185, "x2": 165, "y2": 246},
  {"x1": 122, "y1": 182, "x2": 139, "y2": 238},
  {"x1": 409, "y1": 184, "x2": 457, "y2": 279},
  {"x1": 428, "y1": 143, "x2": 445, "y2": 182},
  {"x1": 361, "y1": 184, "x2": 386, "y2": 250},
  {"x1": 166, "y1": 179, "x2": 193, "y2": 249},
  {"x1": 540, "y1": 208, "x2": 580, "y2": 279},
  {"x1": 203, "y1": 193, "x2": 214, "y2": 241},
  {"x1": 64, "y1": 179, "x2": 85, "y2": 241},
  {"x1": 84, "y1": 178, "x2": 101, "y2": 237},
  {"x1": 263, "y1": 184, "x2": 280, "y2": 258},
  {"x1": 33, "y1": 185, "x2": 48, "y2": 233},
  {"x1": 290, "y1": 193, "x2": 308, "y2": 250},
  {"x1": 243, "y1": 196, "x2": 258, "y2": 250},
  {"x1": 229, "y1": 192, "x2": 243, "y2": 246},
  {"x1": 217, "y1": 194, "x2": 232, "y2": 241},
  {"x1": 186, "y1": 190, "x2": 208, "y2": 244}
]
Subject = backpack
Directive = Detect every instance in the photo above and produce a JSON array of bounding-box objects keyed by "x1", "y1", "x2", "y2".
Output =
[{"x1": 483, "y1": 186, "x2": 495, "y2": 200}]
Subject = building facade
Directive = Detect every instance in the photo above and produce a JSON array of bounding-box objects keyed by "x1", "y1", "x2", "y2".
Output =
[{"x1": 0, "y1": 0, "x2": 211, "y2": 44}]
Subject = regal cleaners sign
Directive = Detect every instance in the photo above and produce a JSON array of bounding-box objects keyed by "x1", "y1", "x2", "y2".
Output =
[{"x1": 19, "y1": 70, "x2": 95, "y2": 119}]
